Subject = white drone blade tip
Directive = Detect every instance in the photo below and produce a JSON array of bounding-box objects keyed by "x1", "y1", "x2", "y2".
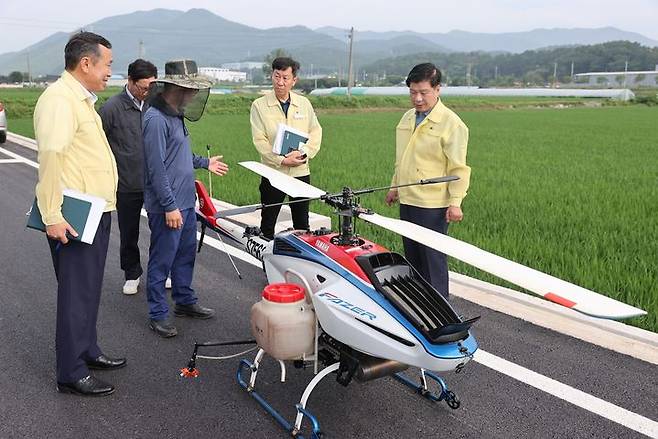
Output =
[{"x1": 238, "y1": 161, "x2": 326, "y2": 198}]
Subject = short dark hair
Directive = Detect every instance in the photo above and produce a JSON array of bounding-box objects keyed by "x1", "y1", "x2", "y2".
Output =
[
  {"x1": 272, "y1": 57, "x2": 300, "y2": 77},
  {"x1": 405, "y1": 63, "x2": 442, "y2": 87},
  {"x1": 64, "y1": 31, "x2": 112, "y2": 71},
  {"x1": 128, "y1": 59, "x2": 158, "y2": 81}
]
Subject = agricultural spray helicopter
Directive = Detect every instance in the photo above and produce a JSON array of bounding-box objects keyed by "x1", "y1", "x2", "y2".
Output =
[{"x1": 183, "y1": 160, "x2": 646, "y2": 439}]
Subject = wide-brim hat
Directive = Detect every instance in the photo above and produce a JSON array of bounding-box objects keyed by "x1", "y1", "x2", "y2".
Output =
[{"x1": 156, "y1": 59, "x2": 213, "y2": 89}]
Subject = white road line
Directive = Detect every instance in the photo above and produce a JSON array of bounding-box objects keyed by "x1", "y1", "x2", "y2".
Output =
[
  {"x1": 474, "y1": 350, "x2": 658, "y2": 438},
  {"x1": 196, "y1": 229, "x2": 261, "y2": 266},
  {"x1": 5, "y1": 141, "x2": 658, "y2": 438},
  {"x1": 6, "y1": 132, "x2": 38, "y2": 151},
  {"x1": 0, "y1": 146, "x2": 39, "y2": 169}
]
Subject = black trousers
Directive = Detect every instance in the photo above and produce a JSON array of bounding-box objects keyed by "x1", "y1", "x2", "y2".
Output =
[
  {"x1": 116, "y1": 191, "x2": 144, "y2": 280},
  {"x1": 48, "y1": 212, "x2": 111, "y2": 383},
  {"x1": 399, "y1": 204, "x2": 450, "y2": 299},
  {"x1": 259, "y1": 174, "x2": 311, "y2": 240}
]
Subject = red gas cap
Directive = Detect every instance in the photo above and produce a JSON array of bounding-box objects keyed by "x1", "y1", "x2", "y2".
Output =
[{"x1": 262, "y1": 283, "x2": 305, "y2": 303}]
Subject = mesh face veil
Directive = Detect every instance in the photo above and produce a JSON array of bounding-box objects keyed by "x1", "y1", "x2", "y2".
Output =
[
  {"x1": 147, "y1": 59, "x2": 213, "y2": 121},
  {"x1": 148, "y1": 82, "x2": 210, "y2": 122}
]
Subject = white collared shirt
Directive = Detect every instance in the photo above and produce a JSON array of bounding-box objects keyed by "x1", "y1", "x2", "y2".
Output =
[
  {"x1": 125, "y1": 85, "x2": 143, "y2": 111},
  {"x1": 72, "y1": 77, "x2": 98, "y2": 105},
  {"x1": 126, "y1": 85, "x2": 144, "y2": 111}
]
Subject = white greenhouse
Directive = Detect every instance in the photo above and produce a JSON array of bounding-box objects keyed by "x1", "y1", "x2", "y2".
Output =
[{"x1": 310, "y1": 86, "x2": 635, "y2": 101}]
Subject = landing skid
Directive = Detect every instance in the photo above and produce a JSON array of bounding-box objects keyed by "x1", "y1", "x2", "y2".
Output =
[
  {"x1": 237, "y1": 348, "x2": 333, "y2": 438},
  {"x1": 237, "y1": 349, "x2": 461, "y2": 438},
  {"x1": 393, "y1": 369, "x2": 461, "y2": 409}
]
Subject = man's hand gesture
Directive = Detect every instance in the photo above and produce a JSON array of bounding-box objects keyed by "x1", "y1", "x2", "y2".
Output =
[{"x1": 208, "y1": 155, "x2": 229, "y2": 176}]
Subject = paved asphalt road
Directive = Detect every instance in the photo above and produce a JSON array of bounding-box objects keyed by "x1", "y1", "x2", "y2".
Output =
[{"x1": 0, "y1": 140, "x2": 656, "y2": 438}]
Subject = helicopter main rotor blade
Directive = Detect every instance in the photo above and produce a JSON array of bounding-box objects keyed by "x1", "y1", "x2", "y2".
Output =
[
  {"x1": 351, "y1": 175, "x2": 459, "y2": 196},
  {"x1": 360, "y1": 212, "x2": 647, "y2": 320},
  {"x1": 214, "y1": 204, "x2": 263, "y2": 218},
  {"x1": 239, "y1": 161, "x2": 326, "y2": 199},
  {"x1": 213, "y1": 195, "x2": 319, "y2": 219}
]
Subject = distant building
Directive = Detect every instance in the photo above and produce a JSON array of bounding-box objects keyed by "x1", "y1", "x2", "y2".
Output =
[
  {"x1": 574, "y1": 68, "x2": 658, "y2": 88},
  {"x1": 199, "y1": 67, "x2": 247, "y2": 82},
  {"x1": 107, "y1": 75, "x2": 127, "y2": 88},
  {"x1": 220, "y1": 62, "x2": 265, "y2": 71},
  {"x1": 310, "y1": 86, "x2": 635, "y2": 101}
]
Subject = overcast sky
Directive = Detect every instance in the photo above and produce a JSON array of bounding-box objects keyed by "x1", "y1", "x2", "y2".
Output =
[{"x1": 1, "y1": 0, "x2": 657, "y2": 54}]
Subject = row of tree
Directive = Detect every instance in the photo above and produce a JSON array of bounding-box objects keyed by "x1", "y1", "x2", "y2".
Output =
[
  {"x1": 359, "y1": 41, "x2": 658, "y2": 87},
  {"x1": 0, "y1": 71, "x2": 29, "y2": 84}
]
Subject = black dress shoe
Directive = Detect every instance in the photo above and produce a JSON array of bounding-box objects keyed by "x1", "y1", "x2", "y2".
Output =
[
  {"x1": 86, "y1": 354, "x2": 127, "y2": 370},
  {"x1": 173, "y1": 303, "x2": 216, "y2": 319},
  {"x1": 149, "y1": 318, "x2": 178, "y2": 338},
  {"x1": 57, "y1": 375, "x2": 115, "y2": 397}
]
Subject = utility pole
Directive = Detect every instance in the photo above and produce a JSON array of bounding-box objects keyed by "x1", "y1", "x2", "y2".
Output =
[
  {"x1": 623, "y1": 60, "x2": 628, "y2": 87},
  {"x1": 570, "y1": 61, "x2": 574, "y2": 80},
  {"x1": 553, "y1": 62, "x2": 558, "y2": 87},
  {"x1": 26, "y1": 52, "x2": 32, "y2": 84},
  {"x1": 494, "y1": 65, "x2": 498, "y2": 81},
  {"x1": 466, "y1": 63, "x2": 472, "y2": 87},
  {"x1": 347, "y1": 27, "x2": 355, "y2": 98}
]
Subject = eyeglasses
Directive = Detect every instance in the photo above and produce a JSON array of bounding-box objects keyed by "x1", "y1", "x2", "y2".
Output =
[
  {"x1": 273, "y1": 73, "x2": 294, "y2": 82},
  {"x1": 409, "y1": 89, "x2": 435, "y2": 97},
  {"x1": 131, "y1": 79, "x2": 154, "y2": 94},
  {"x1": 133, "y1": 82, "x2": 152, "y2": 93}
]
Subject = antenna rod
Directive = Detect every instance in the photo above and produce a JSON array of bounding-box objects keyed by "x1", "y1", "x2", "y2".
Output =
[
  {"x1": 214, "y1": 231, "x2": 242, "y2": 280},
  {"x1": 206, "y1": 144, "x2": 241, "y2": 279},
  {"x1": 206, "y1": 144, "x2": 213, "y2": 198}
]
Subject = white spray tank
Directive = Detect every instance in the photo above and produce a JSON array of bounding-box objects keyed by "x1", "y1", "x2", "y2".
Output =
[{"x1": 251, "y1": 283, "x2": 315, "y2": 360}]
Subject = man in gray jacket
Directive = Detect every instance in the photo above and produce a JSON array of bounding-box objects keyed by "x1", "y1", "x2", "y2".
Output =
[{"x1": 100, "y1": 59, "x2": 157, "y2": 295}]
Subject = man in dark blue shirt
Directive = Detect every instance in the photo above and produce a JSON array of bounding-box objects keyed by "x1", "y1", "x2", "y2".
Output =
[{"x1": 142, "y1": 59, "x2": 228, "y2": 338}]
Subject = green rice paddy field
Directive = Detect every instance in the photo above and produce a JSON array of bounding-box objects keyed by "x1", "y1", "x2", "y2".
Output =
[{"x1": 3, "y1": 89, "x2": 656, "y2": 332}]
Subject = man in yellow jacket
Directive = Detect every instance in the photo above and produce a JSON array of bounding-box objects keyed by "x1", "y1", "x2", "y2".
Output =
[
  {"x1": 34, "y1": 32, "x2": 125, "y2": 396},
  {"x1": 385, "y1": 63, "x2": 471, "y2": 299},
  {"x1": 250, "y1": 57, "x2": 322, "y2": 239}
]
